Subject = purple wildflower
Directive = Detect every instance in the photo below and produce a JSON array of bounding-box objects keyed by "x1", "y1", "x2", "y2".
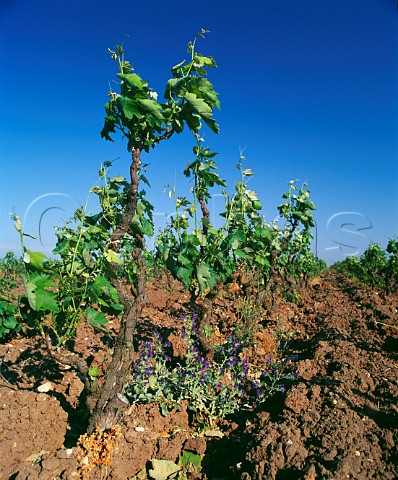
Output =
[
  {"x1": 242, "y1": 359, "x2": 249, "y2": 375},
  {"x1": 255, "y1": 387, "x2": 264, "y2": 399}
]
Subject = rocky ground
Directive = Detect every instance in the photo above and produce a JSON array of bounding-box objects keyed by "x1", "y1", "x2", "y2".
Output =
[{"x1": 0, "y1": 270, "x2": 397, "y2": 479}]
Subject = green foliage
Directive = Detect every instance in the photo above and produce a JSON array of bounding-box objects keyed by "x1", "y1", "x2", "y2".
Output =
[
  {"x1": 148, "y1": 459, "x2": 181, "y2": 480},
  {"x1": 7, "y1": 32, "x2": 330, "y2": 433},
  {"x1": 179, "y1": 450, "x2": 202, "y2": 471},
  {"x1": 333, "y1": 240, "x2": 398, "y2": 293},
  {"x1": 0, "y1": 251, "x2": 23, "y2": 301},
  {"x1": 101, "y1": 30, "x2": 220, "y2": 153},
  {"x1": 0, "y1": 300, "x2": 20, "y2": 338},
  {"x1": 126, "y1": 315, "x2": 298, "y2": 427},
  {"x1": 10, "y1": 164, "x2": 130, "y2": 347},
  {"x1": 134, "y1": 450, "x2": 202, "y2": 480},
  {"x1": 0, "y1": 252, "x2": 24, "y2": 338},
  {"x1": 157, "y1": 150, "x2": 319, "y2": 300},
  {"x1": 385, "y1": 238, "x2": 398, "y2": 293}
]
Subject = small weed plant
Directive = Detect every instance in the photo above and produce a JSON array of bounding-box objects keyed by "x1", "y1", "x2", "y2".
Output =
[{"x1": 126, "y1": 314, "x2": 299, "y2": 427}]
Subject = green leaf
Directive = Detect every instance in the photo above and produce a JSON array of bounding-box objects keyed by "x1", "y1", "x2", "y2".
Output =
[
  {"x1": 25, "y1": 273, "x2": 59, "y2": 312},
  {"x1": 177, "y1": 252, "x2": 194, "y2": 267},
  {"x1": 182, "y1": 110, "x2": 201, "y2": 132},
  {"x1": 233, "y1": 249, "x2": 247, "y2": 259},
  {"x1": 179, "y1": 450, "x2": 202, "y2": 470},
  {"x1": 90, "y1": 276, "x2": 120, "y2": 305},
  {"x1": 196, "y1": 263, "x2": 216, "y2": 292},
  {"x1": 104, "y1": 249, "x2": 121, "y2": 264},
  {"x1": 88, "y1": 366, "x2": 99, "y2": 378},
  {"x1": 148, "y1": 376, "x2": 157, "y2": 389},
  {"x1": 110, "y1": 175, "x2": 125, "y2": 183},
  {"x1": 171, "y1": 59, "x2": 186, "y2": 77},
  {"x1": 148, "y1": 459, "x2": 180, "y2": 480},
  {"x1": 230, "y1": 230, "x2": 246, "y2": 250},
  {"x1": 193, "y1": 229, "x2": 207, "y2": 247},
  {"x1": 245, "y1": 190, "x2": 259, "y2": 201},
  {"x1": 86, "y1": 308, "x2": 108, "y2": 328},
  {"x1": 36, "y1": 288, "x2": 59, "y2": 312},
  {"x1": 116, "y1": 97, "x2": 143, "y2": 119},
  {"x1": 165, "y1": 77, "x2": 187, "y2": 98},
  {"x1": 140, "y1": 216, "x2": 154, "y2": 236},
  {"x1": 52, "y1": 239, "x2": 69, "y2": 255},
  {"x1": 193, "y1": 54, "x2": 217, "y2": 68},
  {"x1": 184, "y1": 92, "x2": 212, "y2": 117},
  {"x1": 190, "y1": 77, "x2": 220, "y2": 109},
  {"x1": 24, "y1": 250, "x2": 47, "y2": 271},
  {"x1": 3, "y1": 316, "x2": 18, "y2": 330},
  {"x1": 137, "y1": 98, "x2": 164, "y2": 121},
  {"x1": 100, "y1": 116, "x2": 116, "y2": 141},
  {"x1": 82, "y1": 249, "x2": 93, "y2": 267},
  {"x1": 176, "y1": 266, "x2": 191, "y2": 288},
  {"x1": 117, "y1": 72, "x2": 144, "y2": 90},
  {"x1": 140, "y1": 174, "x2": 151, "y2": 187},
  {"x1": 201, "y1": 116, "x2": 219, "y2": 134}
]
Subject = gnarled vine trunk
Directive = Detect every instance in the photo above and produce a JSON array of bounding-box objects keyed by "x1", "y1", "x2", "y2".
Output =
[{"x1": 86, "y1": 146, "x2": 146, "y2": 433}]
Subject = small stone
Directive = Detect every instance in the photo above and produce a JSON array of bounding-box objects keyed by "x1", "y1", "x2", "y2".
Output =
[
  {"x1": 135, "y1": 426, "x2": 145, "y2": 432},
  {"x1": 355, "y1": 450, "x2": 361, "y2": 456},
  {"x1": 36, "y1": 393, "x2": 48, "y2": 402},
  {"x1": 25, "y1": 452, "x2": 42, "y2": 463},
  {"x1": 37, "y1": 381, "x2": 53, "y2": 393}
]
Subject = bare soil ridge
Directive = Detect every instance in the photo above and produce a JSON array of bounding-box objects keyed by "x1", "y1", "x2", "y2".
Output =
[{"x1": 0, "y1": 270, "x2": 396, "y2": 479}]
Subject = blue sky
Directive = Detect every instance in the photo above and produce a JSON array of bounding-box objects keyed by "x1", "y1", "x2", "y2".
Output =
[{"x1": 1, "y1": 0, "x2": 397, "y2": 264}]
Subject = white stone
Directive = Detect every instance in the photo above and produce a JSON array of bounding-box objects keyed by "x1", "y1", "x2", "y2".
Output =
[{"x1": 37, "y1": 381, "x2": 53, "y2": 393}]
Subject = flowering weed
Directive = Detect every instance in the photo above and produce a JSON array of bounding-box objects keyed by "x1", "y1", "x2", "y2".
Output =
[{"x1": 126, "y1": 314, "x2": 299, "y2": 427}]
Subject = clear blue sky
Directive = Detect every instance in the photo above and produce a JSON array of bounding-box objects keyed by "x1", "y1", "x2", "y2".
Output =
[{"x1": 1, "y1": 0, "x2": 397, "y2": 264}]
